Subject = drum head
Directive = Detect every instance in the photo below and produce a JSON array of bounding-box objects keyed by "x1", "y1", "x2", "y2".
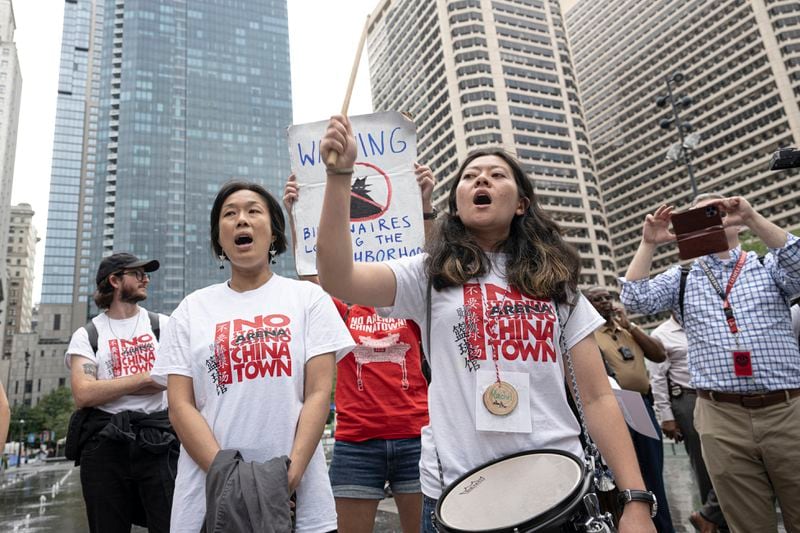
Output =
[{"x1": 437, "y1": 450, "x2": 585, "y2": 532}]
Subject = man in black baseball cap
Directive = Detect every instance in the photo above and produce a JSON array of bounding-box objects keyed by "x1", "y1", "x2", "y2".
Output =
[
  {"x1": 65, "y1": 251, "x2": 177, "y2": 532},
  {"x1": 95, "y1": 252, "x2": 160, "y2": 286}
]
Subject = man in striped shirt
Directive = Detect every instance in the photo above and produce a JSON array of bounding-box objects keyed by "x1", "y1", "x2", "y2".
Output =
[{"x1": 621, "y1": 194, "x2": 800, "y2": 532}]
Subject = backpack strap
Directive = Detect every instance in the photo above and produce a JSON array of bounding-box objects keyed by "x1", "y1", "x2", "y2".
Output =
[
  {"x1": 147, "y1": 311, "x2": 161, "y2": 341},
  {"x1": 83, "y1": 320, "x2": 99, "y2": 354}
]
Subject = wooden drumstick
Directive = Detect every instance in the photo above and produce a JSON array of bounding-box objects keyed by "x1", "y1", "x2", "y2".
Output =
[{"x1": 326, "y1": 14, "x2": 371, "y2": 168}]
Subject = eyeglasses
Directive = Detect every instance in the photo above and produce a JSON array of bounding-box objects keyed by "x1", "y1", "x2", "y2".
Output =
[{"x1": 118, "y1": 270, "x2": 150, "y2": 282}]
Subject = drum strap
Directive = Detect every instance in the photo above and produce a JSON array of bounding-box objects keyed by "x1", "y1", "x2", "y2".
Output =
[
  {"x1": 557, "y1": 294, "x2": 616, "y2": 492},
  {"x1": 426, "y1": 277, "x2": 450, "y2": 493}
]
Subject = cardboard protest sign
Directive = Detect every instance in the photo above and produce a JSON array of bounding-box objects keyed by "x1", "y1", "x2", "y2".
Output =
[{"x1": 287, "y1": 111, "x2": 423, "y2": 275}]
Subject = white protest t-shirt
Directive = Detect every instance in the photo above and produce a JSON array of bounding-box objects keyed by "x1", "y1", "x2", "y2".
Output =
[
  {"x1": 380, "y1": 253, "x2": 604, "y2": 498},
  {"x1": 151, "y1": 275, "x2": 355, "y2": 533},
  {"x1": 65, "y1": 307, "x2": 169, "y2": 414}
]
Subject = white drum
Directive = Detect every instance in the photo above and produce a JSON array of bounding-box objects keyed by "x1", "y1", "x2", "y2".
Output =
[{"x1": 435, "y1": 449, "x2": 592, "y2": 532}]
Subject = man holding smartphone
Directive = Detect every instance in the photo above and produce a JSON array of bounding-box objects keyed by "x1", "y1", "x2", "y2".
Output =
[
  {"x1": 586, "y1": 287, "x2": 674, "y2": 533},
  {"x1": 621, "y1": 194, "x2": 800, "y2": 531}
]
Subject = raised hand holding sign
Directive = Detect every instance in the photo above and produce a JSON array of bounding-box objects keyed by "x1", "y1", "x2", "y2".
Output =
[{"x1": 287, "y1": 111, "x2": 424, "y2": 275}]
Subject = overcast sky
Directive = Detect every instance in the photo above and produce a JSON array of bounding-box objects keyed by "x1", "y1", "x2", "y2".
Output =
[{"x1": 10, "y1": 0, "x2": 378, "y2": 302}]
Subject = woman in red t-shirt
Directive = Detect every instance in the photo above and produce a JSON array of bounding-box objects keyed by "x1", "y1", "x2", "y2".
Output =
[{"x1": 284, "y1": 167, "x2": 434, "y2": 533}]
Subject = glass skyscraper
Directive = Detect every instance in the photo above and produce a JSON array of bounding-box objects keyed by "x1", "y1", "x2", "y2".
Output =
[
  {"x1": 41, "y1": 0, "x2": 293, "y2": 320},
  {"x1": 41, "y1": 0, "x2": 101, "y2": 318}
]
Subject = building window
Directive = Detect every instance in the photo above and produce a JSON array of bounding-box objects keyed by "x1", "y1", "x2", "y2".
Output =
[
  {"x1": 59, "y1": 377, "x2": 66, "y2": 387},
  {"x1": 54, "y1": 314, "x2": 61, "y2": 331}
]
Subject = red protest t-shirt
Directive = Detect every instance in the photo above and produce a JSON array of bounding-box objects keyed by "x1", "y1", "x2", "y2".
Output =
[{"x1": 332, "y1": 298, "x2": 429, "y2": 442}]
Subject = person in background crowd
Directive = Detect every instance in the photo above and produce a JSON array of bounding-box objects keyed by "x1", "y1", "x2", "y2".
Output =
[
  {"x1": 316, "y1": 114, "x2": 657, "y2": 533},
  {"x1": 791, "y1": 296, "x2": 799, "y2": 342},
  {"x1": 586, "y1": 289, "x2": 674, "y2": 533},
  {"x1": 621, "y1": 193, "x2": 800, "y2": 531},
  {"x1": 284, "y1": 165, "x2": 434, "y2": 533},
  {"x1": 152, "y1": 181, "x2": 354, "y2": 532},
  {"x1": 66, "y1": 253, "x2": 175, "y2": 533},
  {"x1": 650, "y1": 315, "x2": 728, "y2": 533}
]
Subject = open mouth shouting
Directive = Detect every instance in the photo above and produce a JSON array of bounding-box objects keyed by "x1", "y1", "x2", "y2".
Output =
[
  {"x1": 473, "y1": 191, "x2": 492, "y2": 206},
  {"x1": 234, "y1": 233, "x2": 254, "y2": 250}
]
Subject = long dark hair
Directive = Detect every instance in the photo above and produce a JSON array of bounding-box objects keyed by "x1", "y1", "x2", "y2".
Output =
[
  {"x1": 425, "y1": 149, "x2": 579, "y2": 302},
  {"x1": 93, "y1": 277, "x2": 115, "y2": 309},
  {"x1": 209, "y1": 180, "x2": 288, "y2": 259}
]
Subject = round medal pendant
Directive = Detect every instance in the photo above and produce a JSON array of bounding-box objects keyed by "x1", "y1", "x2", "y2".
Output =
[{"x1": 483, "y1": 381, "x2": 519, "y2": 416}]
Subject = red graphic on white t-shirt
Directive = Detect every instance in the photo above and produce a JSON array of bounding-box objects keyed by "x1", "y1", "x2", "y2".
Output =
[
  {"x1": 108, "y1": 334, "x2": 157, "y2": 377},
  {"x1": 352, "y1": 333, "x2": 411, "y2": 391},
  {"x1": 210, "y1": 314, "x2": 292, "y2": 390},
  {"x1": 463, "y1": 283, "x2": 557, "y2": 364}
]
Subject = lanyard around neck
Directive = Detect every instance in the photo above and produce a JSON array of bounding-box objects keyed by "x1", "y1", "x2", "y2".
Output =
[{"x1": 697, "y1": 251, "x2": 747, "y2": 335}]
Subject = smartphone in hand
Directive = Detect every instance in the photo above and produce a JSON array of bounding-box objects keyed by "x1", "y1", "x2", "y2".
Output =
[{"x1": 671, "y1": 204, "x2": 729, "y2": 260}]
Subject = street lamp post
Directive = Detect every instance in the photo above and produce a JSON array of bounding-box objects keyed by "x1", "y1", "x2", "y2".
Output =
[
  {"x1": 17, "y1": 418, "x2": 25, "y2": 468},
  {"x1": 22, "y1": 350, "x2": 31, "y2": 406},
  {"x1": 656, "y1": 71, "x2": 700, "y2": 198}
]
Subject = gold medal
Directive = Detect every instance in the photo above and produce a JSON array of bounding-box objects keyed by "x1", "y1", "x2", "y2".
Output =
[{"x1": 483, "y1": 381, "x2": 518, "y2": 416}]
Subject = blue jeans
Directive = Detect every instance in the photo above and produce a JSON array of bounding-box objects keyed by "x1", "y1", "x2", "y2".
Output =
[
  {"x1": 421, "y1": 495, "x2": 438, "y2": 533},
  {"x1": 630, "y1": 398, "x2": 674, "y2": 533},
  {"x1": 329, "y1": 438, "x2": 422, "y2": 499}
]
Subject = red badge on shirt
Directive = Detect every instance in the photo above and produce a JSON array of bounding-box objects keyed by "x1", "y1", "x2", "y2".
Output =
[{"x1": 732, "y1": 349, "x2": 753, "y2": 377}]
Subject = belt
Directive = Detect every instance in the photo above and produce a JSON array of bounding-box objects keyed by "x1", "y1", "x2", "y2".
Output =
[
  {"x1": 669, "y1": 381, "x2": 695, "y2": 398},
  {"x1": 697, "y1": 388, "x2": 800, "y2": 408}
]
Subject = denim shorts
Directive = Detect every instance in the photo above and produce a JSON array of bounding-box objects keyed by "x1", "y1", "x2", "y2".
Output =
[{"x1": 328, "y1": 438, "x2": 422, "y2": 499}]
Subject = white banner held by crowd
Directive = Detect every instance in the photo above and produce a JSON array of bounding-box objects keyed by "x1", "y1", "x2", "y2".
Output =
[{"x1": 287, "y1": 111, "x2": 423, "y2": 275}]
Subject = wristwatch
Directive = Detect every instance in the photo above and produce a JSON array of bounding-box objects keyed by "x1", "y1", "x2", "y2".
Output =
[
  {"x1": 617, "y1": 489, "x2": 657, "y2": 518},
  {"x1": 423, "y1": 208, "x2": 438, "y2": 220}
]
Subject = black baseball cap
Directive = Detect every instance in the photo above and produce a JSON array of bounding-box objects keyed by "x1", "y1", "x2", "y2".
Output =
[{"x1": 96, "y1": 253, "x2": 160, "y2": 285}]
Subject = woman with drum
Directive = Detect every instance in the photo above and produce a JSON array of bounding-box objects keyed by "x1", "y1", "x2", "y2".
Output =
[
  {"x1": 152, "y1": 181, "x2": 355, "y2": 532},
  {"x1": 316, "y1": 115, "x2": 657, "y2": 533}
]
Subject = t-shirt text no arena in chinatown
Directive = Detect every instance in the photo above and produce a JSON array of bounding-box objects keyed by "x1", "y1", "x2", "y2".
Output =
[
  {"x1": 65, "y1": 308, "x2": 169, "y2": 414},
  {"x1": 207, "y1": 311, "x2": 294, "y2": 394},
  {"x1": 151, "y1": 275, "x2": 355, "y2": 533}
]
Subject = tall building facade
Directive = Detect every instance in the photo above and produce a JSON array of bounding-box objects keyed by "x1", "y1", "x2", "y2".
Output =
[
  {"x1": 367, "y1": 0, "x2": 616, "y2": 287},
  {"x1": 3, "y1": 203, "x2": 36, "y2": 358},
  {"x1": 40, "y1": 0, "x2": 293, "y2": 325},
  {"x1": 40, "y1": 0, "x2": 103, "y2": 333},
  {"x1": 0, "y1": 0, "x2": 22, "y2": 364},
  {"x1": 567, "y1": 0, "x2": 800, "y2": 278}
]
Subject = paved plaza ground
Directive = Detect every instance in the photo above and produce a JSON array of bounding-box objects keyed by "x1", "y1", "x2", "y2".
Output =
[{"x1": 0, "y1": 442, "x2": 785, "y2": 532}]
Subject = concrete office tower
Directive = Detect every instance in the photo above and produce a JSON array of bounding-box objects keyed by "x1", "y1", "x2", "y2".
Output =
[
  {"x1": 40, "y1": 0, "x2": 293, "y2": 325},
  {"x1": 368, "y1": 0, "x2": 616, "y2": 287},
  {"x1": 1, "y1": 205, "x2": 48, "y2": 407},
  {"x1": 3, "y1": 203, "x2": 37, "y2": 358},
  {"x1": 567, "y1": 0, "x2": 800, "y2": 276},
  {"x1": 0, "y1": 0, "x2": 22, "y2": 366}
]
